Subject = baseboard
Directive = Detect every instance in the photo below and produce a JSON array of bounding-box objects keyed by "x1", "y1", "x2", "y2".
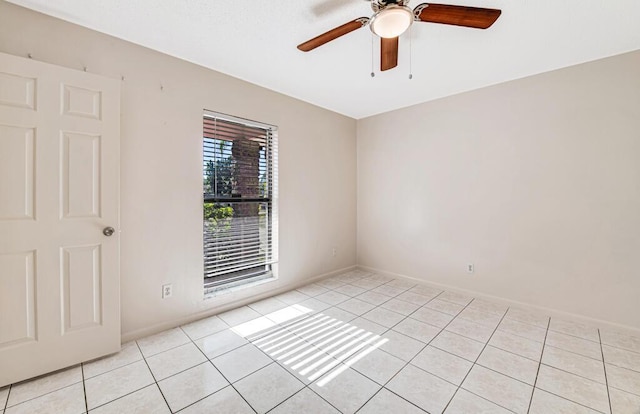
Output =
[
  {"x1": 356, "y1": 264, "x2": 640, "y2": 337},
  {"x1": 121, "y1": 264, "x2": 357, "y2": 343}
]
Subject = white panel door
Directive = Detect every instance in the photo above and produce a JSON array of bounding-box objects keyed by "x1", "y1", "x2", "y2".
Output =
[{"x1": 0, "y1": 52, "x2": 120, "y2": 387}]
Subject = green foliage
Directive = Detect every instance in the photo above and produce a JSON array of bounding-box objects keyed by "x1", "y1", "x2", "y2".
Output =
[{"x1": 204, "y1": 203, "x2": 233, "y2": 222}]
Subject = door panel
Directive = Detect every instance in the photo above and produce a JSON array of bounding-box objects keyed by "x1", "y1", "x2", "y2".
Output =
[
  {"x1": 61, "y1": 244, "x2": 102, "y2": 333},
  {"x1": 0, "y1": 251, "x2": 36, "y2": 348},
  {"x1": 61, "y1": 132, "x2": 102, "y2": 219},
  {"x1": 0, "y1": 52, "x2": 120, "y2": 387},
  {"x1": 0, "y1": 125, "x2": 35, "y2": 220},
  {"x1": 0, "y1": 71, "x2": 36, "y2": 109}
]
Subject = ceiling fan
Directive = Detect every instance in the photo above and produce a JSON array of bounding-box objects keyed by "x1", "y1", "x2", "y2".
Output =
[{"x1": 297, "y1": 1, "x2": 501, "y2": 72}]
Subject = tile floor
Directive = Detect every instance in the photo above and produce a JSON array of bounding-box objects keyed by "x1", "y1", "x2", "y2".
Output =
[{"x1": 2, "y1": 269, "x2": 640, "y2": 413}]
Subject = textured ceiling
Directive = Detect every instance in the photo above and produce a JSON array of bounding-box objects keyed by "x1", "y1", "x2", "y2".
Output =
[{"x1": 8, "y1": 0, "x2": 640, "y2": 119}]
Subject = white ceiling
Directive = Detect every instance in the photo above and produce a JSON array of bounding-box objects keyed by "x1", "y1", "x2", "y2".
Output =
[{"x1": 8, "y1": 0, "x2": 640, "y2": 119}]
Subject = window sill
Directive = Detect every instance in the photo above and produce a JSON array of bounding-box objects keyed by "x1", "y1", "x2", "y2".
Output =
[{"x1": 204, "y1": 272, "x2": 276, "y2": 299}]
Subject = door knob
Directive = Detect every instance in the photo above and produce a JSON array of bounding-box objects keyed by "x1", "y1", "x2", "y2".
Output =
[{"x1": 103, "y1": 226, "x2": 115, "y2": 236}]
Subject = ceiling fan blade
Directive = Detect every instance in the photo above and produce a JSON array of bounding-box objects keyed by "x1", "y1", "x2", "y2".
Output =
[
  {"x1": 380, "y1": 37, "x2": 398, "y2": 71},
  {"x1": 414, "y1": 3, "x2": 501, "y2": 29},
  {"x1": 297, "y1": 17, "x2": 370, "y2": 52}
]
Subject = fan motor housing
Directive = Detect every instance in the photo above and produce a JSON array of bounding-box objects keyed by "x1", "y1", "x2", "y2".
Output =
[{"x1": 371, "y1": 0, "x2": 411, "y2": 13}]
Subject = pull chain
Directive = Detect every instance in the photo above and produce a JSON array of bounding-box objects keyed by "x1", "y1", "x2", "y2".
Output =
[
  {"x1": 371, "y1": 33, "x2": 375, "y2": 77},
  {"x1": 409, "y1": 26, "x2": 413, "y2": 80}
]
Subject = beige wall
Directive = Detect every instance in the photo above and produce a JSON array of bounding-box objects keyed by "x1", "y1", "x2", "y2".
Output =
[
  {"x1": 0, "y1": 1, "x2": 357, "y2": 338},
  {"x1": 358, "y1": 50, "x2": 640, "y2": 330}
]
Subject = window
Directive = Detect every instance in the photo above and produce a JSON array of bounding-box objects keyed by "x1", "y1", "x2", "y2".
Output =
[{"x1": 203, "y1": 111, "x2": 277, "y2": 292}]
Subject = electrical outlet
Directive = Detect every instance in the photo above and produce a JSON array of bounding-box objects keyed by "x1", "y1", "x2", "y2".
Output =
[
  {"x1": 467, "y1": 264, "x2": 474, "y2": 274},
  {"x1": 332, "y1": 247, "x2": 337, "y2": 257},
  {"x1": 162, "y1": 284, "x2": 173, "y2": 299}
]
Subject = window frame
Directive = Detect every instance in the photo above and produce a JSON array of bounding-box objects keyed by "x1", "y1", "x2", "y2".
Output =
[{"x1": 202, "y1": 110, "x2": 278, "y2": 295}]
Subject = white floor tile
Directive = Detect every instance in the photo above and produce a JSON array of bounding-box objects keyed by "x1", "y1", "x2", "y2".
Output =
[
  {"x1": 381, "y1": 298, "x2": 420, "y2": 316},
  {"x1": 311, "y1": 366, "x2": 381, "y2": 414},
  {"x1": 385, "y1": 280, "x2": 416, "y2": 290},
  {"x1": 505, "y1": 308, "x2": 549, "y2": 329},
  {"x1": 395, "y1": 291, "x2": 432, "y2": 306},
  {"x1": 234, "y1": 363, "x2": 304, "y2": 413},
  {"x1": 379, "y1": 330, "x2": 425, "y2": 362},
  {"x1": 4, "y1": 382, "x2": 85, "y2": 414},
  {"x1": 543, "y1": 346, "x2": 606, "y2": 383},
  {"x1": 157, "y1": 362, "x2": 228, "y2": 412},
  {"x1": 179, "y1": 385, "x2": 254, "y2": 414},
  {"x1": 609, "y1": 387, "x2": 640, "y2": 414},
  {"x1": 316, "y1": 291, "x2": 351, "y2": 306},
  {"x1": 356, "y1": 291, "x2": 393, "y2": 306},
  {"x1": 180, "y1": 315, "x2": 227, "y2": 341},
  {"x1": 546, "y1": 331, "x2": 603, "y2": 360},
  {"x1": 437, "y1": 291, "x2": 473, "y2": 306},
  {"x1": 296, "y1": 283, "x2": 329, "y2": 297},
  {"x1": 337, "y1": 298, "x2": 376, "y2": 316},
  {"x1": 408, "y1": 285, "x2": 442, "y2": 299},
  {"x1": 89, "y1": 384, "x2": 169, "y2": 414},
  {"x1": 606, "y1": 364, "x2": 640, "y2": 397},
  {"x1": 600, "y1": 329, "x2": 640, "y2": 354},
  {"x1": 431, "y1": 330, "x2": 485, "y2": 361},
  {"x1": 445, "y1": 389, "x2": 512, "y2": 414},
  {"x1": 393, "y1": 318, "x2": 441, "y2": 343},
  {"x1": 364, "y1": 274, "x2": 393, "y2": 283},
  {"x1": 317, "y1": 278, "x2": 347, "y2": 290},
  {"x1": 371, "y1": 285, "x2": 407, "y2": 297},
  {"x1": 136, "y1": 328, "x2": 190, "y2": 357},
  {"x1": 411, "y1": 307, "x2": 454, "y2": 328},
  {"x1": 488, "y1": 330, "x2": 543, "y2": 361},
  {"x1": 269, "y1": 388, "x2": 339, "y2": 414},
  {"x1": 84, "y1": 360, "x2": 154, "y2": 410},
  {"x1": 478, "y1": 346, "x2": 539, "y2": 385},
  {"x1": 8, "y1": 270, "x2": 638, "y2": 414},
  {"x1": 211, "y1": 343, "x2": 272, "y2": 383},
  {"x1": 248, "y1": 297, "x2": 289, "y2": 315},
  {"x1": 0, "y1": 386, "x2": 8, "y2": 408},
  {"x1": 265, "y1": 305, "x2": 312, "y2": 327},
  {"x1": 83, "y1": 342, "x2": 143, "y2": 379},
  {"x1": 411, "y1": 346, "x2": 473, "y2": 385},
  {"x1": 458, "y1": 307, "x2": 503, "y2": 328},
  {"x1": 347, "y1": 348, "x2": 405, "y2": 385},
  {"x1": 358, "y1": 388, "x2": 427, "y2": 414},
  {"x1": 446, "y1": 318, "x2": 495, "y2": 343},
  {"x1": 194, "y1": 328, "x2": 248, "y2": 359},
  {"x1": 276, "y1": 290, "x2": 310, "y2": 305},
  {"x1": 466, "y1": 299, "x2": 508, "y2": 317},
  {"x1": 603, "y1": 345, "x2": 640, "y2": 372},
  {"x1": 350, "y1": 317, "x2": 388, "y2": 335},
  {"x1": 278, "y1": 347, "x2": 338, "y2": 385},
  {"x1": 297, "y1": 297, "x2": 332, "y2": 314},
  {"x1": 333, "y1": 284, "x2": 367, "y2": 297},
  {"x1": 549, "y1": 319, "x2": 600, "y2": 343},
  {"x1": 387, "y1": 364, "x2": 457, "y2": 414},
  {"x1": 461, "y1": 365, "x2": 532, "y2": 414},
  {"x1": 529, "y1": 388, "x2": 600, "y2": 414},
  {"x1": 351, "y1": 278, "x2": 386, "y2": 290},
  {"x1": 536, "y1": 364, "x2": 610, "y2": 413},
  {"x1": 218, "y1": 306, "x2": 262, "y2": 326},
  {"x1": 320, "y1": 306, "x2": 358, "y2": 323},
  {"x1": 361, "y1": 307, "x2": 405, "y2": 328},
  {"x1": 425, "y1": 299, "x2": 464, "y2": 316},
  {"x1": 498, "y1": 318, "x2": 546, "y2": 343},
  {"x1": 146, "y1": 342, "x2": 207, "y2": 380},
  {"x1": 7, "y1": 365, "x2": 82, "y2": 407}
]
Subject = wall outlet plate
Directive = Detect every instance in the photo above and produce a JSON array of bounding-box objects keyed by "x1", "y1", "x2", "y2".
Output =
[
  {"x1": 162, "y1": 284, "x2": 173, "y2": 298},
  {"x1": 467, "y1": 264, "x2": 474, "y2": 273}
]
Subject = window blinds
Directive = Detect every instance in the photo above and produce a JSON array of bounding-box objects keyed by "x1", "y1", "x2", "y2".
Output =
[{"x1": 203, "y1": 112, "x2": 277, "y2": 288}]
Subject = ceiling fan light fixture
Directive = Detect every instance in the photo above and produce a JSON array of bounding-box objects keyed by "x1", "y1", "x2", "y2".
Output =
[{"x1": 369, "y1": 5, "x2": 414, "y2": 38}]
